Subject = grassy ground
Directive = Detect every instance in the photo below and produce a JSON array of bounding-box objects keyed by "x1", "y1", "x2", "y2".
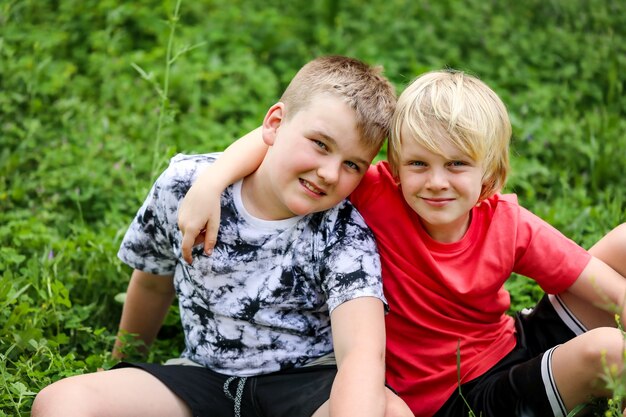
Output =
[{"x1": 1, "y1": 0, "x2": 625, "y2": 415}]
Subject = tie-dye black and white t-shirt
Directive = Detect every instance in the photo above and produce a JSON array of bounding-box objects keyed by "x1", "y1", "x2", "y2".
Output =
[{"x1": 118, "y1": 153, "x2": 385, "y2": 377}]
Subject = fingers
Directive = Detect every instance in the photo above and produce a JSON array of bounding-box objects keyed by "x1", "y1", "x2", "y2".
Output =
[
  {"x1": 180, "y1": 228, "x2": 198, "y2": 264},
  {"x1": 177, "y1": 189, "x2": 223, "y2": 263},
  {"x1": 181, "y1": 227, "x2": 208, "y2": 263},
  {"x1": 204, "y1": 218, "x2": 219, "y2": 256},
  {"x1": 193, "y1": 230, "x2": 206, "y2": 247}
]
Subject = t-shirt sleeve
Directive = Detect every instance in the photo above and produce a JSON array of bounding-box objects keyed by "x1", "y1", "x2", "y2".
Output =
[
  {"x1": 117, "y1": 153, "x2": 219, "y2": 275},
  {"x1": 317, "y1": 202, "x2": 386, "y2": 313},
  {"x1": 512, "y1": 204, "x2": 592, "y2": 294}
]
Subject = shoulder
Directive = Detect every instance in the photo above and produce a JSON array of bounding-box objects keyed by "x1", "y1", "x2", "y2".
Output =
[
  {"x1": 155, "y1": 153, "x2": 222, "y2": 200},
  {"x1": 168, "y1": 152, "x2": 220, "y2": 168},
  {"x1": 475, "y1": 193, "x2": 523, "y2": 223},
  {"x1": 361, "y1": 161, "x2": 395, "y2": 188},
  {"x1": 484, "y1": 193, "x2": 557, "y2": 231},
  {"x1": 351, "y1": 161, "x2": 397, "y2": 207},
  {"x1": 317, "y1": 199, "x2": 369, "y2": 229},
  {"x1": 478, "y1": 193, "x2": 519, "y2": 211},
  {"x1": 311, "y1": 201, "x2": 384, "y2": 310},
  {"x1": 477, "y1": 193, "x2": 554, "y2": 234},
  {"x1": 302, "y1": 200, "x2": 374, "y2": 251},
  {"x1": 163, "y1": 152, "x2": 221, "y2": 182},
  {"x1": 482, "y1": 193, "x2": 586, "y2": 257}
]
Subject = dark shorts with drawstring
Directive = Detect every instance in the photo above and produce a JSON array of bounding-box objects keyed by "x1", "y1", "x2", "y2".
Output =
[{"x1": 113, "y1": 361, "x2": 336, "y2": 417}]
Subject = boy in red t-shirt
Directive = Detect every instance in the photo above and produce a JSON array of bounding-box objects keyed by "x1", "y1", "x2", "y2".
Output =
[{"x1": 178, "y1": 70, "x2": 626, "y2": 417}]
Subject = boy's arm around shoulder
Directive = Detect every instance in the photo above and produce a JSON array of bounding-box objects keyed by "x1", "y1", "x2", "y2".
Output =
[
  {"x1": 329, "y1": 297, "x2": 386, "y2": 417},
  {"x1": 178, "y1": 127, "x2": 267, "y2": 263},
  {"x1": 112, "y1": 269, "x2": 176, "y2": 359}
]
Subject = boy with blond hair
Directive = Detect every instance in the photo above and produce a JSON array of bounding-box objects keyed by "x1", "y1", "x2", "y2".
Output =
[
  {"x1": 177, "y1": 69, "x2": 626, "y2": 416},
  {"x1": 32, "y1": 55, "x2": 397, "y2": 417}
]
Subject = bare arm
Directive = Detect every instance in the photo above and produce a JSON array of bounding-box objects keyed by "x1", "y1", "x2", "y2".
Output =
[
  {"x1": 565, "y1": 255, "x2": 626, "y2": 328},
  {"x1": 328, "y1": 297, "x2": 386, "y2": 417},
  {"x1": 586, "y1": 223, "x2": 626, "y2": 322},
  {"x1": 589, "y1": 223, "x2": 626, "y2": 278},
  {"x1": 178, "y1": 126, "x2": 267, "y2": 263},
  {"x1": 112, "y1": 269, "x2": 176, "y2": 359}
]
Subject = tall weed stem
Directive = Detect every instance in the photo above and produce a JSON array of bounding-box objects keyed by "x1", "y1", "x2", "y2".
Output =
[
  {"x1": 131, "y1": 0, "x2": 204, "y2": 179},
  {"x1": 151, "y1": 0, "x2": 182, "y2": 179}
]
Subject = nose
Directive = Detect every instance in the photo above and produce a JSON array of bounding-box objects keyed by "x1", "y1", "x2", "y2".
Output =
[
  {"x1": 316, "y1": 158, "x2": 341, "y2": 185},
  {"x1": 426, "y1": 167, "x2": 449, "y2": 190}
]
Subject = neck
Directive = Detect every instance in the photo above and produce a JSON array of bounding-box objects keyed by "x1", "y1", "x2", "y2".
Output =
[
  {"x1": 421, "y1": 212, "x2": 472, "y2": 243},
  {"x1": 240, "y1": 164, "x2": 292, "y2": 221}
]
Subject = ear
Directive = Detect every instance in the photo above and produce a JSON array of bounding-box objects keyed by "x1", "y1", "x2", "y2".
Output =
[{"x1": 261, "y1": 102, "x2": 285, "y2": 146}]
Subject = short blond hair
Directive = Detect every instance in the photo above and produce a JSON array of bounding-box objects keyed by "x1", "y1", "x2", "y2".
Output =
[
  {"x1": 280, "y1": 56, "x2": 397, "y2": 151},
  {"x1": 389, "y1": 70, "x2": 511, "y2": 200}
]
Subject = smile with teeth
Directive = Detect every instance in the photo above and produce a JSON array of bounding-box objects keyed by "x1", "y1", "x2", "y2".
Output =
[{"x1": 300, "y1": 179, "x2": 326, "y2": 196}]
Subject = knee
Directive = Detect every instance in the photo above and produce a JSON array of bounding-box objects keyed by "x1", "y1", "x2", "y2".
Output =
[
  {"x1": 580, "y1": 327, "x2": 625, "y2": 370},
  {"x1": 31, "y1": 380, "x2": 71, "y2": 417},
  {"x1": 31, "y1": 382, "x2": 57, "y2": 417},
  {"x1": 31, "y1": 377, "x2": 93, "y2": 417},
  {"x1": 607, "y1": 223, "x2": 626, "y2": 247},
  {"x1": 612, "y1": 223, "x2": 626, "y2": 235}
]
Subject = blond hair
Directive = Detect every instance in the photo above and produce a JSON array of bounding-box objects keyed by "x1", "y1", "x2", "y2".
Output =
[
  {"x1": 389, "y1": 70, "x2": 511, "y2": 200},
  {"x1": 280, "y1": 55, "x2": 397, "y2": 150}
]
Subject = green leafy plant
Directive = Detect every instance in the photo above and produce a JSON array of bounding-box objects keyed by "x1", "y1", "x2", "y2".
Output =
[{"x1": 1, "y1": 0, "x2": 624, "y2": 415}]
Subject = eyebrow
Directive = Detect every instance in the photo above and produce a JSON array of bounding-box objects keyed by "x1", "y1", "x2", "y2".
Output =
[
  {"x1": 402, "y1": 147, "x2": 470, "y2": 162},
  {"x1": 447, "y1": 153, "x2": 475, "y2": 162}
]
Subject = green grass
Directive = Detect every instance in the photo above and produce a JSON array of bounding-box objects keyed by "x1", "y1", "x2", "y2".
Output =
[{"x1": 1, "y1": 0, "x2": 625, "y2": 415}]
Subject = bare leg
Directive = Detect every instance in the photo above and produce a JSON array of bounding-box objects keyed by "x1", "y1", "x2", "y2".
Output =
[
  {"x1": 311, "y1": 400, "x2": 329, "y2": 417},
  {"x1": 31, "y1": 368, "x2": 192, "y2": 417},
  {"x1": 551, "y1": 327, "x2": 625, "y2": 411}
]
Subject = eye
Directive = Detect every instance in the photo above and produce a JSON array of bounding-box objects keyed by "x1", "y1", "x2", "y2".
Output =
[
  {"x1": 449, "y1": 160, "x2": 467, "y2": 167},
  {"x1": 409, "y1": 160, "x2": 427, "y2": 167},
  {"x1": 344, "y1": 161, "x2": 360, "y2": 171},
  {"x1": 312, "y1": 139, "x2": 328, "y2": 150}
]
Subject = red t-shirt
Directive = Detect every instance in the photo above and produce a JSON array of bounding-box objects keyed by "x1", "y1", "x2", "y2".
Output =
[{"x1": 350, "y1": 162, "x2": 591, "y2": 416}]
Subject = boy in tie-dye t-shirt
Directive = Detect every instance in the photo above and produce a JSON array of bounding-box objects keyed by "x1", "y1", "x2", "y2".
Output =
[{"x1": 32, "y1": 56, "x2": 399, "y2": 417}]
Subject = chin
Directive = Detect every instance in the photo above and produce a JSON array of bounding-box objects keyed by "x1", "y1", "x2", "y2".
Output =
[
  {"x1": 285, "y1": 203, "x2": 316, "y2": 217},
  {"x1": 289, "y1": 203, "x2": 330, "y2": 216}
]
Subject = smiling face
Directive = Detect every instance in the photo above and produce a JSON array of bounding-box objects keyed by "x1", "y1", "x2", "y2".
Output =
[
  {"x1": 398, "y1": 131, "x2": 485, "y2": 243},
  {"x1": 244, "y1": 94, "x2": 378, "y2": 220}
]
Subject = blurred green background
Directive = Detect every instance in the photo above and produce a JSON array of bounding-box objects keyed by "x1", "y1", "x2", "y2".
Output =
[{"x1": 1, "y1": 0, "x2": 624, "y2": 414}]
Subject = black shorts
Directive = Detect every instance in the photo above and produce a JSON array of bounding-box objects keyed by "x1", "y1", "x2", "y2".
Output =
[
  {"x1": 434, "y1": 294, "x2": 587, "y2": 417},
  {"x1": 113, "y1": 360, "x2": 336, "y2": 417}
]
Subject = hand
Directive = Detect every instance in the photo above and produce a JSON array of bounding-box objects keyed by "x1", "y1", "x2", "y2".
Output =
[{"x1": 178, "y1": 185, "x2": 222, "y2": 264}]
